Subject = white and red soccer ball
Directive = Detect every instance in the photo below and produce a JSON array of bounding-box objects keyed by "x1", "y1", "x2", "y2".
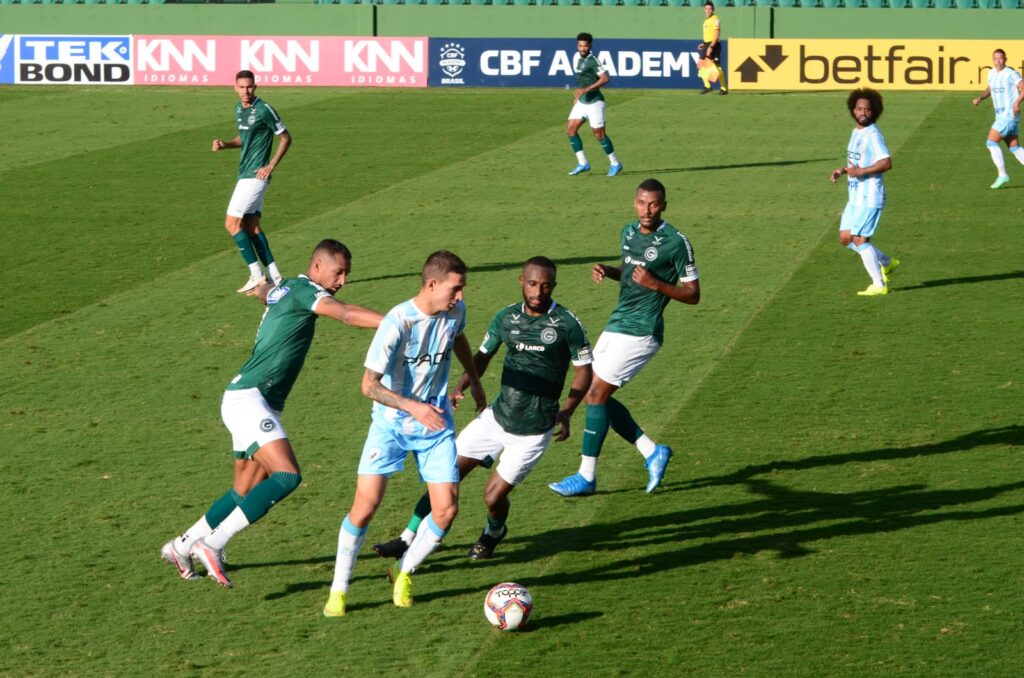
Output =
[{"x1": 484, "y1": 582, "x2": 533, "y2": 631}]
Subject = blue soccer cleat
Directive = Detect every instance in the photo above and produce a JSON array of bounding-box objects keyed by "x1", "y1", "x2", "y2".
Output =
[
  {"x1": 548, "y1": 472, "x2": 596, "y2": 497},
  {"x1": 608, "y1": 164, "x2": 623, "y2": 177},
  {"x1": 645, "y1": 445, "x2": 673, "y2": 493},
  {"x1": 568, "y1": 163, "x2": 591, "y2": 176}
]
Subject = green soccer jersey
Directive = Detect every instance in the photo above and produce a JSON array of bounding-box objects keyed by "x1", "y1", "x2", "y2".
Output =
[
  {"x1": 480, "y1": 301, "x2": 591, "y2": 436},
  {"x1": 226, "y1": 275, "x2": 332, "y2": 411},
  {"x1": 235, "y1": 97, "x2": 287, "y2": 180},
  {"x1": 575, "y1": 53, "x2": 606, "y2": 104},
  {"x1": 604, "y1": 221, "x2": 698, "y2": 345}
]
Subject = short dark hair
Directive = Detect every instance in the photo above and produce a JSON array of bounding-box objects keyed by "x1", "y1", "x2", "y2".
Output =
[
  {"x1": 847, "y1": 88, "x2": 884, "y2": 122},
  {"x1": 704, "y1": 1, "x2": 715, "y2": 8},
  {"x1": 636, "y1": 178, "x2": 667, "y2": 202},
  {"x1": 523, "y1": 256, "x2": 557, "y2": 275},
  {"x1": 422, "y1": 250, "x2": 467, "y2": 284},
  {"x1": 235, "y1": 70, "x2": 255, "y2": 82},
  {"x1": 577, "y1": 32, "x2": 593, "y2": 45},
  {"x1": 994, "y1": 48, "x2": 1007, "y2": 59},
  {"x1": 312, "y1": 239, "x2": 352, "y2": 262}
]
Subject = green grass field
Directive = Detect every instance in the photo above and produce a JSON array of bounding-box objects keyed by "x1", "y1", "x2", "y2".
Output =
[{"x1": 2, "y1": 84, "x2": 1023, "y2": 676}]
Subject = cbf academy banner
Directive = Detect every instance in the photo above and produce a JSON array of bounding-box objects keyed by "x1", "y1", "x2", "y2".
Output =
[{"x1": 429, "y1": 38, "x2": 720, "y2": 90}]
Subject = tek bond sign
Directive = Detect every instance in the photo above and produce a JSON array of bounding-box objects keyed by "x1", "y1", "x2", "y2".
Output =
[
  {"x1": 731, "y1": 39, "x2": 1024, "y2": 91},
  {"x1": 0, "y1": 35, "x2": 428, "y2": 87},
  {"x1": 429, "y1": 38, "x2": 719, "y2": 90}
]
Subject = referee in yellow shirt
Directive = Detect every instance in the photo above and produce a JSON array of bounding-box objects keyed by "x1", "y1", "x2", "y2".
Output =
[{"x1": 699, "y1": 1, "x2": 727, "y2": 95}]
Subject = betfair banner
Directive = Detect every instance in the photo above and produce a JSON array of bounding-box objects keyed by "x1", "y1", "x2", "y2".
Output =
[{"x1": 730, "y1": 40, "x2": 1024, "y2": 91}]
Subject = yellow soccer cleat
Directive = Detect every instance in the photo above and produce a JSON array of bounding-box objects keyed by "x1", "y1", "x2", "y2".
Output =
[
  {"x1": 390, "y1": 563, "x2": 413, "y2": 608},
  {"x1": 323, "y1": 590, "x2": 347, "y2": 617},
  {"x1": 881, "y1": 258, "x2": 900, "y2": 284},
  {"x1": 857, "y1": 284, "x2": 888, "y2": 297}
]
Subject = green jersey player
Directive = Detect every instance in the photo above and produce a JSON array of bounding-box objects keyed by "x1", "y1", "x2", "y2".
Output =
[
  {"x1": 161, "y1": 239, "x2": 382, "y2": 588},
  {"x1": 567, "y1": 32, "x2": 623, "y2": 177},
  {"x1": 213, "y1": 70, "x2": 293, "y2": 294},
  {"x1": 372, "y1": 257, "x2": 593, "y2": 562},
  {"x1": 550, "y1": 178, "x2": 700, "y2": 497}
]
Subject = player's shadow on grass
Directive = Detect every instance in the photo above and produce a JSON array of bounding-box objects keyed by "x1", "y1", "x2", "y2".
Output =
[
  {"x1": 350, "y1": 255, "x2": 611, "y2": 286},
  {"x1": 623, "y1": 158, "x2": 833, "y2": 176},
  {"x1": 895, "y1": 270, "x2": 1024, "y2": 293},
  {"x1": 413, "y1": 425, "x2": 1024, "y2": 598}
]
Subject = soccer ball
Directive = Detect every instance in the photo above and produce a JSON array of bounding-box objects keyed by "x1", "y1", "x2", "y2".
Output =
[{"x1": 483, "y1": 582, "x2": 533, "y2": 631}]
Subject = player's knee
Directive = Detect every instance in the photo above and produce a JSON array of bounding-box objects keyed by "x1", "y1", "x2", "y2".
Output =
[
  {"x1": 433, "y1": 503, "x2": 458, "y2": 528},
  {"x1": 270, "y1": 471, "x2": 302, "y2": 496},
  {"x1": 838, "y1": 232, "x2": 852, "y2": 246}
]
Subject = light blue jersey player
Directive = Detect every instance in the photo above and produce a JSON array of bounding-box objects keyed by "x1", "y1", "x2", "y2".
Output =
[
  {"x1": 831, "y1": 88, "x2": 899, "y2": 297},
  {"x1": 973, "y1": 49, "x2": 1024, "y2": 189},
  {"x1": 325, "y1": 250, "x2": 486, "y2": 617}
]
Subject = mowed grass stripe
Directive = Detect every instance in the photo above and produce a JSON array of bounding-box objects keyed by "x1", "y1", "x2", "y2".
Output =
[{"x1": 0, "y1": 88, "x2": 576, "y2": 339}]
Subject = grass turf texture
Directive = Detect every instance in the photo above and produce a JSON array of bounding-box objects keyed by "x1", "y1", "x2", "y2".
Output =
[{"x1": 2, "y1": 85, "x2": 1022, "y2": 675}]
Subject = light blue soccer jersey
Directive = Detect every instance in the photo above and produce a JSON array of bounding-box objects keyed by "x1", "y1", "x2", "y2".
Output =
[
  {"x1": 364, "y1": 298, "x2": 467, "y2": 437},
  {"x1": 988, "y1": 66, "x2": 1022, "y2": 121},
  {"x1": 846, "y1": 124, "x2": 890, "y2": 209}
]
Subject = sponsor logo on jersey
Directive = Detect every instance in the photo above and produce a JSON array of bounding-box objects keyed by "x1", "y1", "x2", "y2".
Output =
[
  {"x1": 439, "y1": 42, "x2": 466, "y2": 85},
  {"x1": 685, "y1": 264, "x2": 698, "y2": 278},
  {"x1": 577, "y1": 346, "x2": 592, "y2": 361},
  {"x1": 540, "y1": 327, "x2": 558, "y2": 345},
  {"x1": 248, "y1": 113, "x2": 256, "y2": 125},
  {"x1": 644, "y1": 246, "x2": 659, "y2": 261},
  {"x1": 260, "y1": 418, "x2": 276, "y2": 432},
  {"x1": 516, "y1": 343, "x2": 546, "y2": 352},
  {"x1": 267, "y1": 286, "x2": 290, "y2": 305},
  {"x1": 403, "y1": 350, "x2": 451, "y2": 367}
]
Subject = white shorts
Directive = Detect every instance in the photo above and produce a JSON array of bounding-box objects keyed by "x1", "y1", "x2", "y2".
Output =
[
  {"x1": 456, "y1": 408, "x2": 553, "y2": 486},
  {"x1": 592, "y1": 331, "x2": 661, "y2": 387},
  {"x1": 226, "y1": 178, "x2": 270, "y2": 218},
  {"x1": 221, "y1": 387, "x2": 287, "y2": 459},
  {"x1": 568, "y1": 99, "x2": 606, "y2": 129}
]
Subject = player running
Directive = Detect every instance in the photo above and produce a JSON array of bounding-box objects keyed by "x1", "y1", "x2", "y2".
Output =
[
  {"x1": 324, "y1": 251, "x2": 487, "y2": 617},
  {"x1": 566, "y1": 32, "x2": 623, "y2": 177},
  {"x1": 160, "y1": 239, "x2": 382, "y2": 588},
  {"x1": 214, "y1": 70, "x2": 292, "y2": 293},
  {"x1": 549, "y1": 178, "x2": 699, "y2": 497},
  {"x1": 830, "y1": 88, "x2": 899, "y2": 297},
  {"x1": 373, "y1": 256, "x2": 593, "y2": 562},
  {"x1": 972, "y1": 49, "x2": 1024, "y2": 189}
]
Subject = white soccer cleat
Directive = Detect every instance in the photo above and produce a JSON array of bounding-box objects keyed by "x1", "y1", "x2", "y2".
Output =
[
  {"x1": 191, "y1": 537, "x2": 233, "y2": 588},
  {"x1": 161, "y1": 540, "x2": 202, "y2": 581},
  {"x1": 236, "y1": 274, "x2": 267, "y2": 294}
]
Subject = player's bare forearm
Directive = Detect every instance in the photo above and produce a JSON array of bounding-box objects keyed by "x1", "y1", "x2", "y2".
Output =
[
  {"x1": 455, "y1": 350, "x2": 495, "y2": 395},
  {"x1": 561, "y1": 364, "x2": 593, "y2": 417},
  {"x1": 651, "y1": 276, "x2": 700, "y2": 305},
  {"x1": 454, "y1": 334, "x2": 487, "y2": 411},
  {"x1": 362, "y1": 369, "x2": 415, "y2": 411},
  {"x1": 593, "y1": 263, "x2": 622, "y2": 284},
  {"x1": 848, "y1": 157, "x2": 892, "y2": 178},
  {"x1": 316, "y1": 298, "x2": 383, "y2": 328},
  {"x1": 247, "y1": 282, "x2": 275, "y2": 303},
  {"x1": 255, "y1": 132, "x2": 291, "y2": 180}
]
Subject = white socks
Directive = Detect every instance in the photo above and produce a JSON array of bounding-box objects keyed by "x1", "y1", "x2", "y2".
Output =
[
  {"x1": 204, "y1": 507, "x2": 250, "y2": 550},
  {"x1": 988, "y1": 141, "x2": 1008, "y2": 177},
  {"x1": 636, "y1": 434, "x2": 656, "y2": 459},
  {"x1": 578, "y1": 455, "x2": 598, "y2": 481},
  {"x1": 330, "y1": 516, "x2": 367, "y2": 594},
  {"x1": 397, "y1": 515, "x2": 446, "y2": 575}
]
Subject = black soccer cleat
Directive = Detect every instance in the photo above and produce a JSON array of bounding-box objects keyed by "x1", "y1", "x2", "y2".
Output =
[
  {"x1": 372, "y1": 538, "x2": 409, "y2": 559},
  {"x1": 468, "y1": 527, "x2": 507, "y2": 561}
]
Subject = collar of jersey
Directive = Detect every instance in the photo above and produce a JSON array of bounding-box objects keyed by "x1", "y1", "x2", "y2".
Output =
[{"x1": 520, "y1": 300, "x2": 557, "y2": 316}]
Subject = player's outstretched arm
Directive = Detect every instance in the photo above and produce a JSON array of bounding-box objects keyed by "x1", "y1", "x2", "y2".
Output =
[
  {"x1": 972, "y1": 87, "x2": 991, "y2": 107},
  {"x1": 452, "y1": 350, "x2": 496, "y2": 409},
  {"x1": 315, "y1": 297, "x2": 383, "y2": 329},
  {"x1": 362, "y1": 369, "x2": 447, "y2": 431},
  {"x1": 256, "y1": 131, "x2": 292, "y2": 181},
  {"x1": 453, "y1": 333, "x2": 487, "y2": 412},
  {"x1": 553, "y1": 364, "x2": 593, "y2": 442}
]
